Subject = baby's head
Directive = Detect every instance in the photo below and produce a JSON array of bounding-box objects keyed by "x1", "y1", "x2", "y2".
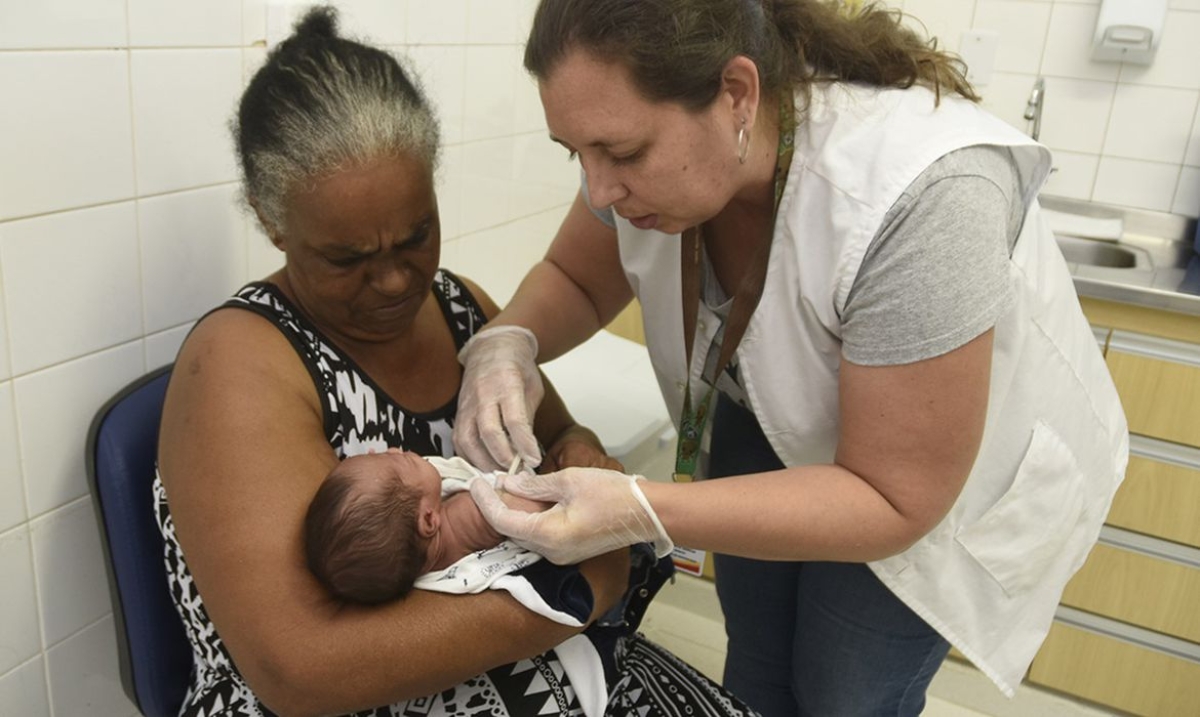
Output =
[{"x1": 305, "y1": 449, "x2": 443, "y2": 604}]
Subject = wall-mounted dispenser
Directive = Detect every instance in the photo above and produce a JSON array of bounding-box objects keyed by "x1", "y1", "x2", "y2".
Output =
[{"x1": 1092, "y1": 0, "x2": 1169, "y2": 65}]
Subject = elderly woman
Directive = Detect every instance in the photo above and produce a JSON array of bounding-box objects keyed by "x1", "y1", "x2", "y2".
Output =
[{"x1": 155, "y1": 7, "x2": 756, "y2": 717}]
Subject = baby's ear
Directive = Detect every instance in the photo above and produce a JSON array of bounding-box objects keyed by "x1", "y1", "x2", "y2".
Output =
[{"x1": 417, "y1": 506, "x2": 439, "y2": 539}]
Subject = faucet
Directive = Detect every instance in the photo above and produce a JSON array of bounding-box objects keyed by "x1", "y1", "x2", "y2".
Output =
[{"x1": 1024, "y1": 76, "x2": 1045, "y2": 141}]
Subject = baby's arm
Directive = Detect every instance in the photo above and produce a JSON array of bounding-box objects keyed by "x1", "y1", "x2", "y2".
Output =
[{"x1": 497, "y1": 489, "x2": 551, "y2": 515}]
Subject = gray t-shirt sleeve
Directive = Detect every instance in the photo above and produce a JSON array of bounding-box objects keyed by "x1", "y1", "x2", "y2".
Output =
[
  {"x1": 579, "y1": 170, "x2": 616, "y2": 228},
  {"x1": 840, "y1": 145, "x2": 1026, "y2": 366}
]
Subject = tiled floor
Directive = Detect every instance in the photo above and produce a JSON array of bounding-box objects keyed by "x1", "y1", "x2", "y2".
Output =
[{"x1": 640, "y1": 574, "x2": 1119, "y2": 717}]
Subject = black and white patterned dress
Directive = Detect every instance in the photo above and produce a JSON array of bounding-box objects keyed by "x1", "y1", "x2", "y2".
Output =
[{"x1": 154, "y1": 271, "x2": 757, "y2": 717}]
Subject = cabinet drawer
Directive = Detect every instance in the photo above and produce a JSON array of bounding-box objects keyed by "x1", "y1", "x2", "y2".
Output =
[
  {"x1": 1080, "y1": 297, "x2": 1200, "y2": 345},
  {"x1": 1107, "y1": 439, "x2": 1200, "y2": 549},
  {"x1": 1061, "y1": 539, "x2": 1200, "y2": 642},
  {"x1": 1029, "y1": 620, "x2": 1200, "y2": 717},
  {"x1": 1106, "y1": 334, "x2": 1200, "y2": 449}
]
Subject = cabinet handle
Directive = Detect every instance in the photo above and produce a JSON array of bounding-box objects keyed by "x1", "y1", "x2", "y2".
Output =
[
  {"x1": 1055, "y1": 605, "x2": 1200, "y2": 663},
  {"x1": 1109, "y1": 331, "x2": 1200, "y2": 367}
]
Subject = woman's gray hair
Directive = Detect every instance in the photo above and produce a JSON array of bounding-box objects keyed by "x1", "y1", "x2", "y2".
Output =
[{"x1": 234, "y1": 6, "x2": 440, "y2": 234}]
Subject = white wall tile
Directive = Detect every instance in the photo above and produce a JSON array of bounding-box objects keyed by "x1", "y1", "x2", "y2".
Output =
[
  {"x1": 1103, "y1": 85, "x2": 1198, "y2": 164},
  {"x1": 447, "y1": 207, "x2": 565, "y2": 306},
  {"x1": 516, "y1": 0, "x2": 540, "y2": 45},
  {"x1": 16, "y1": 343, "x2": 145, "y2": 518},
  {"x1": 979, "y1": 72, "x2": 1042, "y2": 133},
  {"x1": 31, "y1": 499, "x2": 111, "y2": 647},
  {"x1": 146, "y1": 324, "x2": 193, "y2": 372},
  {"x1": 460, "y1": 138, "x2": 518, "y2": 235},
  {"x1": 467, "y1": 0, "x2": 522, "y2": 44},
  {"x1": 1186, "y1": 98, "x2": 1200, "y2": 167},
  {"x1": 408, "y1": 0, "x2": 469, "y2": 45},
  {"x1": 439, "y1": 235, "x2": 462, "y2": 273},
  {"x1": 463, "y1": 46, "x2": 521, "y2": 142},
  {"x1": 1171, "y1": 1, "x2": 1200, "y2": 11},
  {"x1": 437, "y1": 144, "x2": 465, "y2": 242},
  {"x1": 337, "y1": 0, "x2": 408, "y2": 45},
  {"x1": 140, "y1": 185, "x2": 248, "y2": 333},
  {"x1": 0, "y1": 204, "x2": 142, "y2": 375},
  {"x1": 1118, "y1": 11, "x2": 1200, "y2": 90},
  {"x1": 1173, "y1": 165, "x2": 1200, "y2": 216},
  {"x1": 44, "y1": 616, "x2": 134, "y2": 717},
  {"x1": 0, "y1": 527, "x2": 41, "y2": 674},
  {"x1": 901, "y1": 0, "x2": 976, "y2": 47},
  {"x1": 247, "y1": 220, "x2": 286, "y2": 280},
  {"x1": 0, "y1": 51, "x2": 135, "y2": 221},
  {"x1": 1092, "y1": 157, "x2": 1181, "y2": 212},
  {"x1": 513, "y1": 67, "x2": 546, "y2": 135},
  {"x1": 1040, "y1": 3, "x2": 1120, "y2": 82},
  {"x1": 0, "y1": 273, "x2": 9, "y2": 380},
  {"x1": 0, "y1": 0, "x2": 127, "y2": 50},
  {"x1": 407, "y1": 45, "x2": 468, "y2": 146},
  {"x1": 974, "y1": 1, "x2": 1051, "y2": 75},
  {"x1": 128, "y1": 0, "x2": 241, "y2": 47},
  {"x1": 0, "y1": 384, "x2": 27, "y2": 533},
  {"x1": 513, "y1": 134, "x2": 582, "y2": 212},
  {"x1": 1042, "y1": 150, "x2": 1100, "y2": 200},
  {"x1": 243, "y1": 45, "x2": 268, "y2": 86},
  {"x1": 0, "y1": 657, "x2": 50, "y2": 717},
  {"x1": 243, "y1": 0, "x2": 269, "y2": 46},
  {"x1": 1038, "y1": 77, "x2": 1116, "y2": 155},
  {"x1": 131, "y1": 49, "x2": 242, "y2": 195}
]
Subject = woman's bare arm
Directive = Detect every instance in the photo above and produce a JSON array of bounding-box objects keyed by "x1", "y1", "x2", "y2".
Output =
[
  {"x1": 159, "y1": 310, "x2": 627, "y2": 717},
  {"x1": 490, "y1": 191, "x2": 633, "y2": 362},
  {"x1": 640, "y1": 329, "x2": 994, "y2": 562}
]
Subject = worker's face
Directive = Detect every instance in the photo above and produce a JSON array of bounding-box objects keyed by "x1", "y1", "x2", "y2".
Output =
[
  {"x1": 271, "y1": 153, "x2": 441, "y2": 345},
  {"x1": 539, "y1": 49, "x2": 742, "y2": 235}
]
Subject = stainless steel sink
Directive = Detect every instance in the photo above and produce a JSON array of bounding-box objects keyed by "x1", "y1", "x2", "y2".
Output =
[
  {"x1": 1039, "y1": 195, "x2": 1200, "y2": 315},
  {"x1": 1041, "y1": 196, "x2": 1193, "y2": 273},
  {"x1": 1055, "y1": 235, "x2": 1141, "y2": 268}
]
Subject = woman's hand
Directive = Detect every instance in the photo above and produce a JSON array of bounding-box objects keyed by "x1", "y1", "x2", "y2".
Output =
[
  {"x1": 540, "y1": 424, "x2": 624, "y2": 473},
  {"x1": 453, "y1": 325, "x2": 545, "y2": 472},
  {"x1": 470, "y1": 468, "x2": 674, "y2": 565}
]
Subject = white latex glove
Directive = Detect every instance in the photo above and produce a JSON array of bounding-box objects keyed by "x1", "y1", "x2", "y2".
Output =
[
  {"x1": 468, "y1": 468, "x2": 674, "y2": 565},
  {"x1": 453, "y1": 325, "x2": 545, "y2": 472}
]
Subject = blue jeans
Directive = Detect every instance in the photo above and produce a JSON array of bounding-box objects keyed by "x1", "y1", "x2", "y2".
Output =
[{"x1": 709, "y1": 394, "x2": 950, "y2": 717}]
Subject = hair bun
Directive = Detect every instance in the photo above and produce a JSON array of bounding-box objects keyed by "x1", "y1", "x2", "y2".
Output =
[{"x1": 293, "y1": 5, "x2": 340, "y2": 40}]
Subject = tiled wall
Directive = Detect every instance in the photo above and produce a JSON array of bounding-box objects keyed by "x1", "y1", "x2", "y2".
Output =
[
  {"x1": 1, "y1": 0, "x2": 1199, "y2": 715},
  {"x1": 890, "y1": 0, "x2": 1200, "y2": 215},
  {"x1": 0, "y1": 1, "x2": 575, "y2": 715}
]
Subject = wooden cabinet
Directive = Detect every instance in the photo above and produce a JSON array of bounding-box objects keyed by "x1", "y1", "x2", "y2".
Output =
[
  {"x1": 1028, "y1": 299, "x2": 1200, "y2": 716},
  {"x1": 1108, "y1": 453, "x2": 1200, "y2": 548},
  {"x1": 1106, "y1": 342, "x2": 1200, "y2": 447},
  {"x1": 1030, "y1": 620, "x2": 1200, "y2": 717}
]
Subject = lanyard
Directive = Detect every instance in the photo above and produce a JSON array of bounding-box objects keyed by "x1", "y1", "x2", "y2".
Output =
[{"x1": 673, "y1": 98, "x2": 796, "y2": 482}]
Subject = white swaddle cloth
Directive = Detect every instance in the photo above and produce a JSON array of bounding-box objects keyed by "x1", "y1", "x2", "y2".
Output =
[{"x1": 415, "y1": 457, "x2": 607, "y2": 717}]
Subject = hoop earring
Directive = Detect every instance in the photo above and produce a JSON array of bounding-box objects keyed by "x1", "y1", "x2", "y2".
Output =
[{"x1": 737, "y1": 120, "x2": 750, "y2": 164}]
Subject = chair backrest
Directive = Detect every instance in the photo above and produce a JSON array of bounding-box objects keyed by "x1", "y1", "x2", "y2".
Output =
[{"x1": 86, "y1": 365, "x2": 191, "y2": 717}]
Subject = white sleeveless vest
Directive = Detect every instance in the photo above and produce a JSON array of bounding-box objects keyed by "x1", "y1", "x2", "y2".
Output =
[{"x1": 616, "y1": 83, "x2": 1128, "y2": 695}]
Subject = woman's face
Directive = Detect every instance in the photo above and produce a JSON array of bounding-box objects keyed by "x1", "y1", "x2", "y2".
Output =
[
  {"x1": 274, "y1": 153, "x2": 440, "y2": 344},
  {"x1": 539, "y1": 49, "x2": 741, "y2": 235}
]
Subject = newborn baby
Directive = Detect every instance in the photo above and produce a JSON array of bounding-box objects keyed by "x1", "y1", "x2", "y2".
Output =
[{"x1": 304, "y1": 449, "x2": 547, "y2": 604}]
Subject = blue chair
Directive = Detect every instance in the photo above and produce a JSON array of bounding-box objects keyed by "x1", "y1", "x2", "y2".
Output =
[{"x1": 86, "y1": 365, "x2": 191, "y2": 717}]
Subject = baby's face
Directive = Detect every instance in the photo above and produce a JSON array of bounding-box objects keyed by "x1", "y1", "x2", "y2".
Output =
[{"x1": 343, "y1": 449, "x2": 442, "y2": 503}]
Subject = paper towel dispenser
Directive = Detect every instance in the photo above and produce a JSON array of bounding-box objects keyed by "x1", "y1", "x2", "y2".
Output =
[{"x1": 1092, "y1": 0, "x2": 1168, "y2": 65}]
